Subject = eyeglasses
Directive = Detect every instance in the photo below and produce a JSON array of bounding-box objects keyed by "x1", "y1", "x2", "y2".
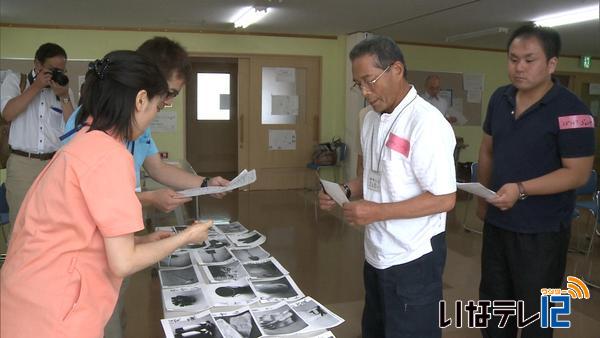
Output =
[
  {"x1": 166, "y1": 88, "x2": 180, "y2": 99},
  {"x1": 351, "y1": 65, "x2": 390, "y2": 93}
]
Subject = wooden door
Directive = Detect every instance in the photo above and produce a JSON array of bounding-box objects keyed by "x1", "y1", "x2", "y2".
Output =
[
  {"x1": 238, "y1": 55, "x2": 321, "y2": 190},
  {"x1": 186, "y1": 58, "x2": 238, "y2": 177}
]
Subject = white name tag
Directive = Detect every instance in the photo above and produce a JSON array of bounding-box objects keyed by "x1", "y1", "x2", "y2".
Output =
[{"x1": 368, "y1": 170, "x2": 381, "y2": 191}]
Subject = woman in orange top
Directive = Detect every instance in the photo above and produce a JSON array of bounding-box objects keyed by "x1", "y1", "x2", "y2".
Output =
[{"x1": 0, "y1": 50, "x2": 212, "y2": 338}]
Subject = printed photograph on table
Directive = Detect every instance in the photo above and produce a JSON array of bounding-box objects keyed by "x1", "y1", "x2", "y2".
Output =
[
  {"x1": 161, "y1": 310, "x2": 223, "y2": 338},
  {"x1": 227, "y1": 230, "x2": 266, "y2": 247},
  {"x1": 191, "y1": 235, "x2": 232, "y2": 250},
  {"x1": 202, "y1": 260, "x2": 249, "y2": 283},
  {"x1": 159, "y1": 265, "x2": 202, "y2": 288},
  {"x1": 192, "y1": 247, "x2": 234, "y2": 265},
  {"x1": 243, "y1": 257, "x2": 288, "y2": 279},
  {"x1": 290, "y1": 297, "x2": 344, "y2": 332},
  {"x1": 213, "y1": 308, "x2": 263, "y2": 338},
  {"x1": 204, "y1": 279, "x2": 259, "y2": 306},
  {"x1": 252, "y1": 302, "x2": 309, "y2": 335},
  {"x1": 229, "y1": 246, "x2": 270, "y2": 263},
  {"x1": 250, "y1": 275, "x2": 305, "y2": 302},
  {"x1": 214, "y1": 221, "x2": 249, "y2": 234},
  {"x1": 162, "y1": 286, "x2": 210, "y2": 313},
  {"x1": 159, "y1": 250, "x2": 193, "y2": 269}
]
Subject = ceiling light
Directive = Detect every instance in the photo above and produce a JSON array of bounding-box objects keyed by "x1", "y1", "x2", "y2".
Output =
[
  {"x1": 445, "y1": 27, "x2": 509, "y2": 42},
  {"x1": 533, "y1": 5, "x2": 599, "y2": 27},
  {"x1": 232, "y1": 6, "x2": 270, "y2": 28}
]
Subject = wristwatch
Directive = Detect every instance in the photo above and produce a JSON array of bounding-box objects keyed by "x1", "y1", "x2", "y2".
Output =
[
  {"x1": 517, "y1": 182, "x2": 528, "y2": 200},
  {"x1": 61, "y1": 96, "x2": 71, "y2": 104},
  {"x1": 201, "y1": 177, "x2": 211, "y2": 188},
  {"x1": 342, "y1": 183, "x2": 352, "y2": 199}
]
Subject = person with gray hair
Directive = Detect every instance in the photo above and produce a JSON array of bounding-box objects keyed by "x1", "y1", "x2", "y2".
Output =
[{"x1": 320, "y1": 36, "x2": 456, "y2": 337}]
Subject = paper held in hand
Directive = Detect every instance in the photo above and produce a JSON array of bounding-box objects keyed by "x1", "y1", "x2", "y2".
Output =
[
  {"x1": 457, "y1": 182, "x2": 497, "y2": 200},
  {"x1": 319, "y1": 177, "x2": 349, "y2": 206},
  {"x1": 176, "y1": 169, "x2": 257, "y2": 198}
]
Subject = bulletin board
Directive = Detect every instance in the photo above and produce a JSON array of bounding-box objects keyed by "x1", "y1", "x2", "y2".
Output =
[
  {"x1": 1, "y1": 58, "x2": 92, "y2": 104},
  {"x1": 408, "y1": 70, "x2": 483, "y2": 126}
]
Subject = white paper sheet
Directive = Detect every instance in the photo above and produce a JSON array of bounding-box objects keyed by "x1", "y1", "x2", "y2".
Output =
[
  {"x1": 319, "y1": 178, "x2": 349, "y2": 206},
  {"x1": 269, "y1": 129, "x2": 296, "y2": 150},
  {"x1": 463, "y1": 73, "x2": 484, "y2": 91},
  {"x1": 466, "y1": 90, "x2": 482, "y2": 103},
  {"x1": 272, "y1": 94, "x2": 299, "y2": 115},
  {"x1": 457, "y1": 182, "x2": 497, "y2": 199},
  {"x1": 176, "y1": 169, "x2": 256, "y2": 197}
]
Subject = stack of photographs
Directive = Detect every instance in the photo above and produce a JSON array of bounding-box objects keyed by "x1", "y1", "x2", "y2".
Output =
[
  {"x1": 161, "y1": 298, "x2": 344, "y2": 338},
  {"x1": 158, "y1": 220, "x2": 345, "y2": 337}
]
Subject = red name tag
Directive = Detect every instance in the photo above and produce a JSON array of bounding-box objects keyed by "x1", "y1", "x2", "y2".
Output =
[
  {"x1": 558, "y1": 115, "x2": 594, "y2": 130},
  {"x1": 386, "y1": 133, "x2": 410, "y2": 157}
]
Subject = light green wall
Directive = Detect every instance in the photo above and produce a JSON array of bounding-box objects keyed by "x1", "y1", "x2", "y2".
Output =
[
  {"x1": 398, "y1": 43, "x2": 600, "y2": 162},
  {"x1": 0, "y1": 26, "x2": 598, "y2": 171},
  {"x1": 0, "y1": 27, "x2": 347, "y2": 162}
]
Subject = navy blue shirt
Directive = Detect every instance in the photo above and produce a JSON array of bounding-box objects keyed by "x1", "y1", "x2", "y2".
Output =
[{"x1": 483, "y1": 80, "x2": 595, "y2": 233}]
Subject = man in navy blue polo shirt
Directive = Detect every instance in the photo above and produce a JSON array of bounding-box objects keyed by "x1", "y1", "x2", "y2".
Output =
[{"x1": 477, "y1": 24, "x2": 595, "y2": 338}]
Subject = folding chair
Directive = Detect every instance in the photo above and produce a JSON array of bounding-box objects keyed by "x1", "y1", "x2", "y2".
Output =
[
  {"x1": 581, "y1": 190, "x2": 600, "y2": 289},
  {"x1": 571, "y1": 170, "x2": 598, "y2": 253}
]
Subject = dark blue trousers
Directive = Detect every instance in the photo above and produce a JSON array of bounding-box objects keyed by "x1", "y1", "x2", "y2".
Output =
[
  {"x1": 479, "y1": 223, "x2": 570, "y2": 338},
  {"x1": 362, "y1": 232, "x2": 446, "y2": 338}
]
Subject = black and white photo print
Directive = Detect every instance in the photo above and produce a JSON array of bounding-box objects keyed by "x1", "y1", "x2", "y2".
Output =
[{"x1": 252, "y1": 302, "x2": 308, "y2": 335}]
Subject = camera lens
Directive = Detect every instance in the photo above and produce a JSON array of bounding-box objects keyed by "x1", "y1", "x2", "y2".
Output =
[{"x1": 51, "y1": 70, "x2": 69, "y2": 86}]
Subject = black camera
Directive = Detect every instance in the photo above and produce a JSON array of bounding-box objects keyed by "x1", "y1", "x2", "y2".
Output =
[{"x1": 51, "y1": 69, "x2": 69, "y2": 86}]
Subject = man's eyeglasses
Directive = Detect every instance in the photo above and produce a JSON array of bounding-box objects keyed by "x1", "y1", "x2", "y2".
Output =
[
  {"x1": 166, "y1": 88, "x2": 180, "y2": 99},
  {"x1": 351, "y1": 65, "x2": 390, "y2": 93}
]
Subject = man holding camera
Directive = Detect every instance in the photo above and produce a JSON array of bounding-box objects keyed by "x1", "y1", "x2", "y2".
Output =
[{"x1": 0, "y1": 42, "x2": 74, "y2": 238}]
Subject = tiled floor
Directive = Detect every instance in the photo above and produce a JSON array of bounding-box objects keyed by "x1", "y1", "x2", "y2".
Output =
[
  {"x1": 120, "y1": 189, "x2": 600, "y2": 338},
  {"x1": 4, "y1": 188, "x2": 596, "y2": 337}
]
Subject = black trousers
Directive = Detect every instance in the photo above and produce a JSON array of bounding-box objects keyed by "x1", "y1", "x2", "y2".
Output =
[
  {"x1": 479, "y1": 223, "x2": 570, "y2": 338},
  {"x1": 362, "y1": 232, "x2": 446, "y2": 338}
]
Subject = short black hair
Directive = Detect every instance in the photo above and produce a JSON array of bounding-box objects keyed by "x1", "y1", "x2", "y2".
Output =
[
  {"x1": 34, "y1": 43, "x2": 67, "y2": 64},
  {"x1": 136, "y1": 37, "x2": 191, "y2": 82},
  {"x1": 507, "y1": 24, "x2": 561, "y2": 60},
  {"x1": 349, "y1": 36, "x2": 408, "y2": 79},
  {"x1": 78, "y1": 50, "x2": 168, "y2": 141}
]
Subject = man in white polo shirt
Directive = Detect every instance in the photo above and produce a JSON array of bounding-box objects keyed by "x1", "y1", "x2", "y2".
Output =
[{"x1": 320, "y1": 36, "x2": 456, "y2": 338}]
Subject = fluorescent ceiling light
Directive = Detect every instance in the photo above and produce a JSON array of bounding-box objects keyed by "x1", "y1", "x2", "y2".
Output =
[
  {"x1": 232, "y1": 6, "x2": 270, "y2": 28},
  {"x1": 446, "y1": 27, "x2": 509, "y2": 42},
  {"x1": 533, "y1": 5, "x2": 599, "y2": 27}
]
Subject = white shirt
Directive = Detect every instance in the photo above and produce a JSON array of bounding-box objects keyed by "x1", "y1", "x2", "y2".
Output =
[
  {"x1": 0, "y1": 70, "x2": 73, "y2": 153},
  {"x1": 361, "y1": 86, "x2": 456, "y2": 269},
  {"x1": 423, "y1": 93, "x2": 449, "y2": 117}
]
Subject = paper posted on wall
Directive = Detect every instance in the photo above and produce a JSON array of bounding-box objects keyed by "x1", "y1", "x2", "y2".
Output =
[
  {"x1": 176, "y1": 169, "x2": 257, "y2": 198},
  {"x1": 457, "y1": 182, "x2": 497, "y2": 200}
]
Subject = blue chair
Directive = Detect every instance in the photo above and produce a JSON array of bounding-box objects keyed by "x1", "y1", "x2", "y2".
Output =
[
  {"x1": 572, "y1": 170, "x2": 598, "y2": 253},
  {"x1": 582, "y1": 190, "x2": 600, "y2": 289},
  {"x1": 462, "y1": 162, "x2": 483, "y2": 234}
]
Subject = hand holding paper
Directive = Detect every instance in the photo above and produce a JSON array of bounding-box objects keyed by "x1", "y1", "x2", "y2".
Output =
[
  {"x1": 319, "y1": 178, "x2": 349, "y2": 206},
  {"x1": 176, "y1": 169, "x2": 257, "y2": 198},
  {"x1": 457, "y1": 182, "x2": 497, "y2": 200}
]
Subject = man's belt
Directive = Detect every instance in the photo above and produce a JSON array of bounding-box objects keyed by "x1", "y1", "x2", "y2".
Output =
[{"x1": 11, "y1": 149, "x2": 56, "y2": 160}]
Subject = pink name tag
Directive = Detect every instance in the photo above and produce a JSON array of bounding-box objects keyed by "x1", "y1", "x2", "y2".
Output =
[
  {"x1": 386, "y1": 133, "x2": 410, "y2": 157},
  {"x1": 558, "y1": 115, "x2": 594, "y2": 130}
]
